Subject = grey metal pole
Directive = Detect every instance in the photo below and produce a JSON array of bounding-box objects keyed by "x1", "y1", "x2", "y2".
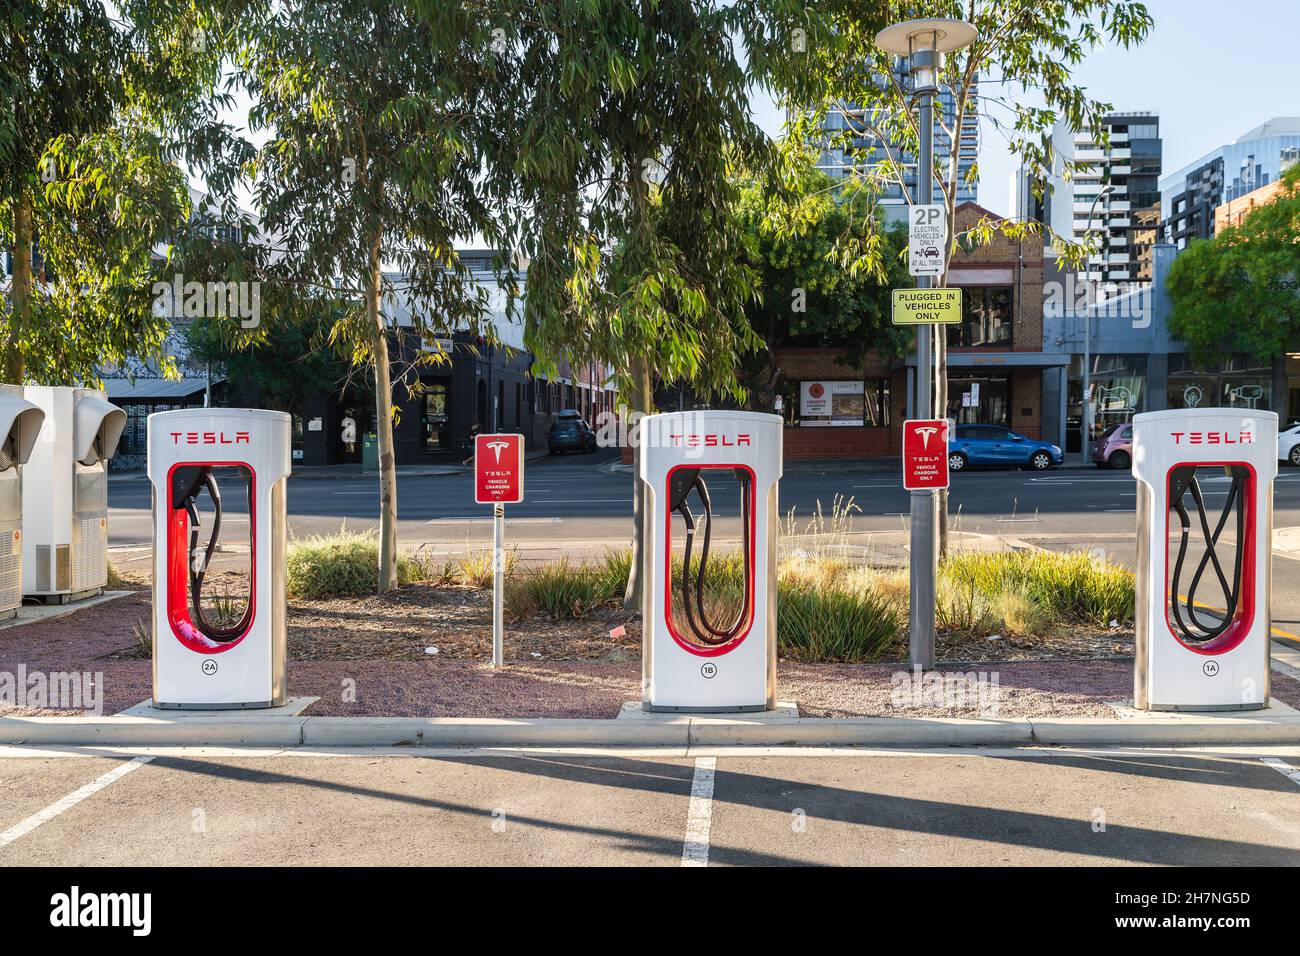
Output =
[
  {"x1": 908, "y1": 90, "x2": 937, "y2": 671},
  {"x1": 492, "y1": 502, "x2": 504, "y2": 666},
  {"x1": 1081, "y1": 186, "x2": 1111, "y2": 458}
]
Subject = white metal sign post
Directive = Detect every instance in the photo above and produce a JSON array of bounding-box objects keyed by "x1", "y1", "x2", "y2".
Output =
[{"x1": 475, "y1": 433, "x2": 525, "y2": 667}]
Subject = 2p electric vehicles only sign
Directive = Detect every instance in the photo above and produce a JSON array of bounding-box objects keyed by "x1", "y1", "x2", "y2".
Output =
[
  {"x1": 474, "y1": 433, "x2": 524, "y2": 504},
  {"x1": 903, "y1": 419, "x2": 950, "y2": 491},
  {"x1": 908, "y1": 204, "x2": 947, "y2": 277}
]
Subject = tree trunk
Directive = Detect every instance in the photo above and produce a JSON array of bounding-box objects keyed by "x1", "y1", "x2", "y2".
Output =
[
  {"x1": 622, "y1": 354, "x2": 653, "y2": 612},
  {"x1": 5, "y1": 191, "x2": 33, "y2": 382},
  {"x1": 367, "y1": 231, "x2": 399, "y2": 592}
]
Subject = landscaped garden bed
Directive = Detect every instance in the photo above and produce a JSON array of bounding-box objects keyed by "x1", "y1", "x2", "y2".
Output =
[{"x1": 5, "y1": 531, "x2": 1299, "y2": 720}]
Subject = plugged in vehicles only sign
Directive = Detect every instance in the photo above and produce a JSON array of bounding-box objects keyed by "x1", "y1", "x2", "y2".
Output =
[{"x1": 891, "y1": 288, "x2": 963, "y2": 325}]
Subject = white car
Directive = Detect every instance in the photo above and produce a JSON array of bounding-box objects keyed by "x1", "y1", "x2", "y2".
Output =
[{"x1": 1279, "y1": 422, "x2": 1300, "y2": 466}]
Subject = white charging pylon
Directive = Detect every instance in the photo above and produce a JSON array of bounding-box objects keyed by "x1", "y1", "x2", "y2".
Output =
[
  {"x1": 639, "y1": 411, "x2": 782, "y2": 712},
  {"x1": 149, "y1": 408, "x2": 290, "y2": 709},
  {"x1": 1132, "y1": 408, "x2": 1276, "y2": 711},
  {"x1": 0, "y1": 387, "x2": 44, "y2": 618},
  {"x1": 21, "y1": 386, "x2": 125, "y2": 602}
]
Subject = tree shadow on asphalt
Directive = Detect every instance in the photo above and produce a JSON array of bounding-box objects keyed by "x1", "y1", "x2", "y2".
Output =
[
  {"x1": 148, "y1": 750, "x2": 1300, "y2": 867},
  {"x1": 145, "y1": 754, "x2": 806, "y2": 865}
]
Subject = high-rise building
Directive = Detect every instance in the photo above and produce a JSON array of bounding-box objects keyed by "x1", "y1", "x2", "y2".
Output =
[
  {"x1": 816, "y1": 68, "x2": 979, "y2": 212},
  {"x1": 1011, "y1": 113, "x2": 1161, "y2": 287},
  {"x1": 1160, "y1": 117, "x2": 1300, "y2": 249}
]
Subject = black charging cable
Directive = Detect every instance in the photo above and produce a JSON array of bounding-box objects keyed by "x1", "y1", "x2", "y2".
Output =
[
  {"x1": 1168, "y1": 464, "x2": 1249, "y2": 644},
  {"x1": 670, "y1": 467, "x2": 753, "y2": 646},
  {"x1": 172, "y1": 465, "x2": 254, "y2": 643}
]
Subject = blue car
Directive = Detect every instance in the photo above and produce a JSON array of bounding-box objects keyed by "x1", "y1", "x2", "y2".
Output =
[{"x1": 948, "y1": 424, "x2": 1063, "y2": 472}]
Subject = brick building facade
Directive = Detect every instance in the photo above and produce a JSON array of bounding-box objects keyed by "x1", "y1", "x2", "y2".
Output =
[{"x1": 772, "y1": 202, "x2": 1066, "y2": 458}]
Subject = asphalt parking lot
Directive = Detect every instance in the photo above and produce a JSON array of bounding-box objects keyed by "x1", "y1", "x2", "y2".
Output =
[{"x1": 4, "y1": 745, "x2": 1300, "y2": 866}]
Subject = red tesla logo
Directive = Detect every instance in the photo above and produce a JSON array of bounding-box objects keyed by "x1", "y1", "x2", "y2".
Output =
[
  {"x1": 669, "y1": 434, "x2": 752, "y2": 447},
  {"x1": 1170, "y1": 431, "x2": 1255, "y2": 445},
  {"x1": 170, "y1": 431, "x2": 251, "y2": 445}
]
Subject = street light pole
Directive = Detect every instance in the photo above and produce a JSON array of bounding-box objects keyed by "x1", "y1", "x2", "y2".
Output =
[
  {"x1": 1081, "y1": 184, "x2": 1114, "y2": 457},
  {"x1": 877, "y1": 18, "x2": 977, "y2": 670}
]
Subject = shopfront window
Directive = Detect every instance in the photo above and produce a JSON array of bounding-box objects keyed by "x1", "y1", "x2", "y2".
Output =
[
  {"x1": 946, "y1": 374, "x2": 1010, "y2": 426},
  {"x1": 947, "y1": 287, "x2": 1014, "y2": 348},
  {"x1": 1167, "y1": 354, "x2": 1273, "y2": 412},
  {"x1": 422, "y1": 383, "x2": 449, "y2": 450},
  {"x1": 782, "y1": 379, "x2": 890, "y2": 426},
  {"x1": 117, "y1": 401, "x2": 185, "y2": 469},
  {"x1": 1067, "y1": 354, "x2": 1147, "y2": 447},
  {"x1": 1286, "y1": 355, "x2": 1300, "y2": 424}
]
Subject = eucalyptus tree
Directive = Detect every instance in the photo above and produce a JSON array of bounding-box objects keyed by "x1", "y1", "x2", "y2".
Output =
[
  {"x1": 0, "y1": 0, "x2": 237, "y2": 383},
  {"x1": 482, "y1": 0, "x2": 822, "y2": 609},
  {"x1": 731, "y1": 163, "x2": 911, "y2": 409},
  {"x1": 783, "y1": 0, "x2": 1154, "y2": 556},
  {"x1": 235, "y1": 0, "x2": 515, "y2": 591},
  {"x1": 1167, "y1": 163, "x2": 1300, "y2": 365}
]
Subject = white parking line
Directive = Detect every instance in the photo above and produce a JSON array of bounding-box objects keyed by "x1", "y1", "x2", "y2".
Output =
[
  {"x1": 1260, "y1": 756, "x2": 1300, "y2": 788},
  {"x1": 681, "y1": 756, "x2": 717, "y2": 867},
  {"x1": 0, "y1": 755, "x2": 154, "y2": 850}
]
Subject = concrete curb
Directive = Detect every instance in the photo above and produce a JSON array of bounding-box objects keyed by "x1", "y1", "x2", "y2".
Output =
[
  {"x1": 299, "y1": 717, "x2": 690, "y2": 748},
  {"x1": 686, "y1": 717, "x2": 1034, "y2": 747},
  {"x1": 1027, "y1": 715, "x2": 1300, "y2": 746},
  {"x1": 0, "y1": 715, "x2": 307, "y2": 748},
  {"x1": 3, "y1": 711, "x2": 1299, "y2": 748}
]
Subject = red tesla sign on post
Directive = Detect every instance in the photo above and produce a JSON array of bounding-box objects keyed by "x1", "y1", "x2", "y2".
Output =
[
  {"x1": 475, "y1": 433, "x2": 525, "y2": 504},
  {"x1": 903, "y1": 419, "x2": 950, "y2": 491}
]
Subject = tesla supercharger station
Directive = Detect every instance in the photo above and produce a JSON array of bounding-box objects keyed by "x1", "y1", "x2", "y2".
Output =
[
  {"x1": 1133, "y1": 408, "x2": 1277, "y2": 711},
  {"x1": 149, "y1": 408, "x2": 290, "y2": 709},
  {"x1": 0, "y1": 388, "x2": 44, "y2": 617},
  {"x1": 639, "y1": 410, "x2": 782, "y2": 712},
  {"x1": 22, "y1": 386, "x2": 126, "y2": 601}
]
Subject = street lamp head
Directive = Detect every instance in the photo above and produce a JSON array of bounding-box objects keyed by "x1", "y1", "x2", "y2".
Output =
[
  {"x1": 876, "y1": 18, "x2": 978, "y2": 92},
  {"x1": 875, "y1": 18, "x2": 978, "y2": 55}
]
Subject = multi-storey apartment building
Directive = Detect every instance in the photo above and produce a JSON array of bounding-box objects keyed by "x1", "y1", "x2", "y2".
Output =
[
  {"x1": 1160, "y1": 117, "x2": 1300, "y2": 248},
  {"x1": 1011, "y1": 113, "x2": 1161, "y2": 287},
  {"x1": 816, "y1": 70, "x2": 980, "y2": 212}
]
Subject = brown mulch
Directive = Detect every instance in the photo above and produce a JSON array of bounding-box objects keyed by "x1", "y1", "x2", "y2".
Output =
[
  {"x1": 937, "y1": 625, "x2": 1134, "y2": 662},
  {"x1": 5, "y1": 581, "x2": 1300, "y2": 720},
  {"x1": 285, "y1": 585, "x2": 640, "y2": 663}
]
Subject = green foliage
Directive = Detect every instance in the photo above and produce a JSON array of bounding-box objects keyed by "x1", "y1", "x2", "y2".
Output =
[
  {"x1": 0, "y1": 0, "x2": 235, "y2": 382},
  {"x1": 236, "y1": 0, "x2": 512, "y2": 357},
  {"x1": 286, "y1": 531, "x2": 423, "y2": 599},
  {"x1": 940, "y1": 550, "x2": 1135, "y2": 630},
  {"x1": 505, "y1": 550, "x2": 630, "y2": 620},
  {"x1": 1167, "y1": 164, "x2": 1300, "y2": 364},
  {"x1": 183, "y1": 308, "x2": 365, "y2": 420},
  {"x1": 494, "y1": 0, "x2": 774, "y2": 402},
  {"x1": 777, "y1": 0, "x2": 1154, "y2": 269},
  {"x1": 732, "y1": 163, "x2": 910, "y2": 403},
  {"x1": 778, "y1": 575, "x2": 904, "y2": 662}
]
